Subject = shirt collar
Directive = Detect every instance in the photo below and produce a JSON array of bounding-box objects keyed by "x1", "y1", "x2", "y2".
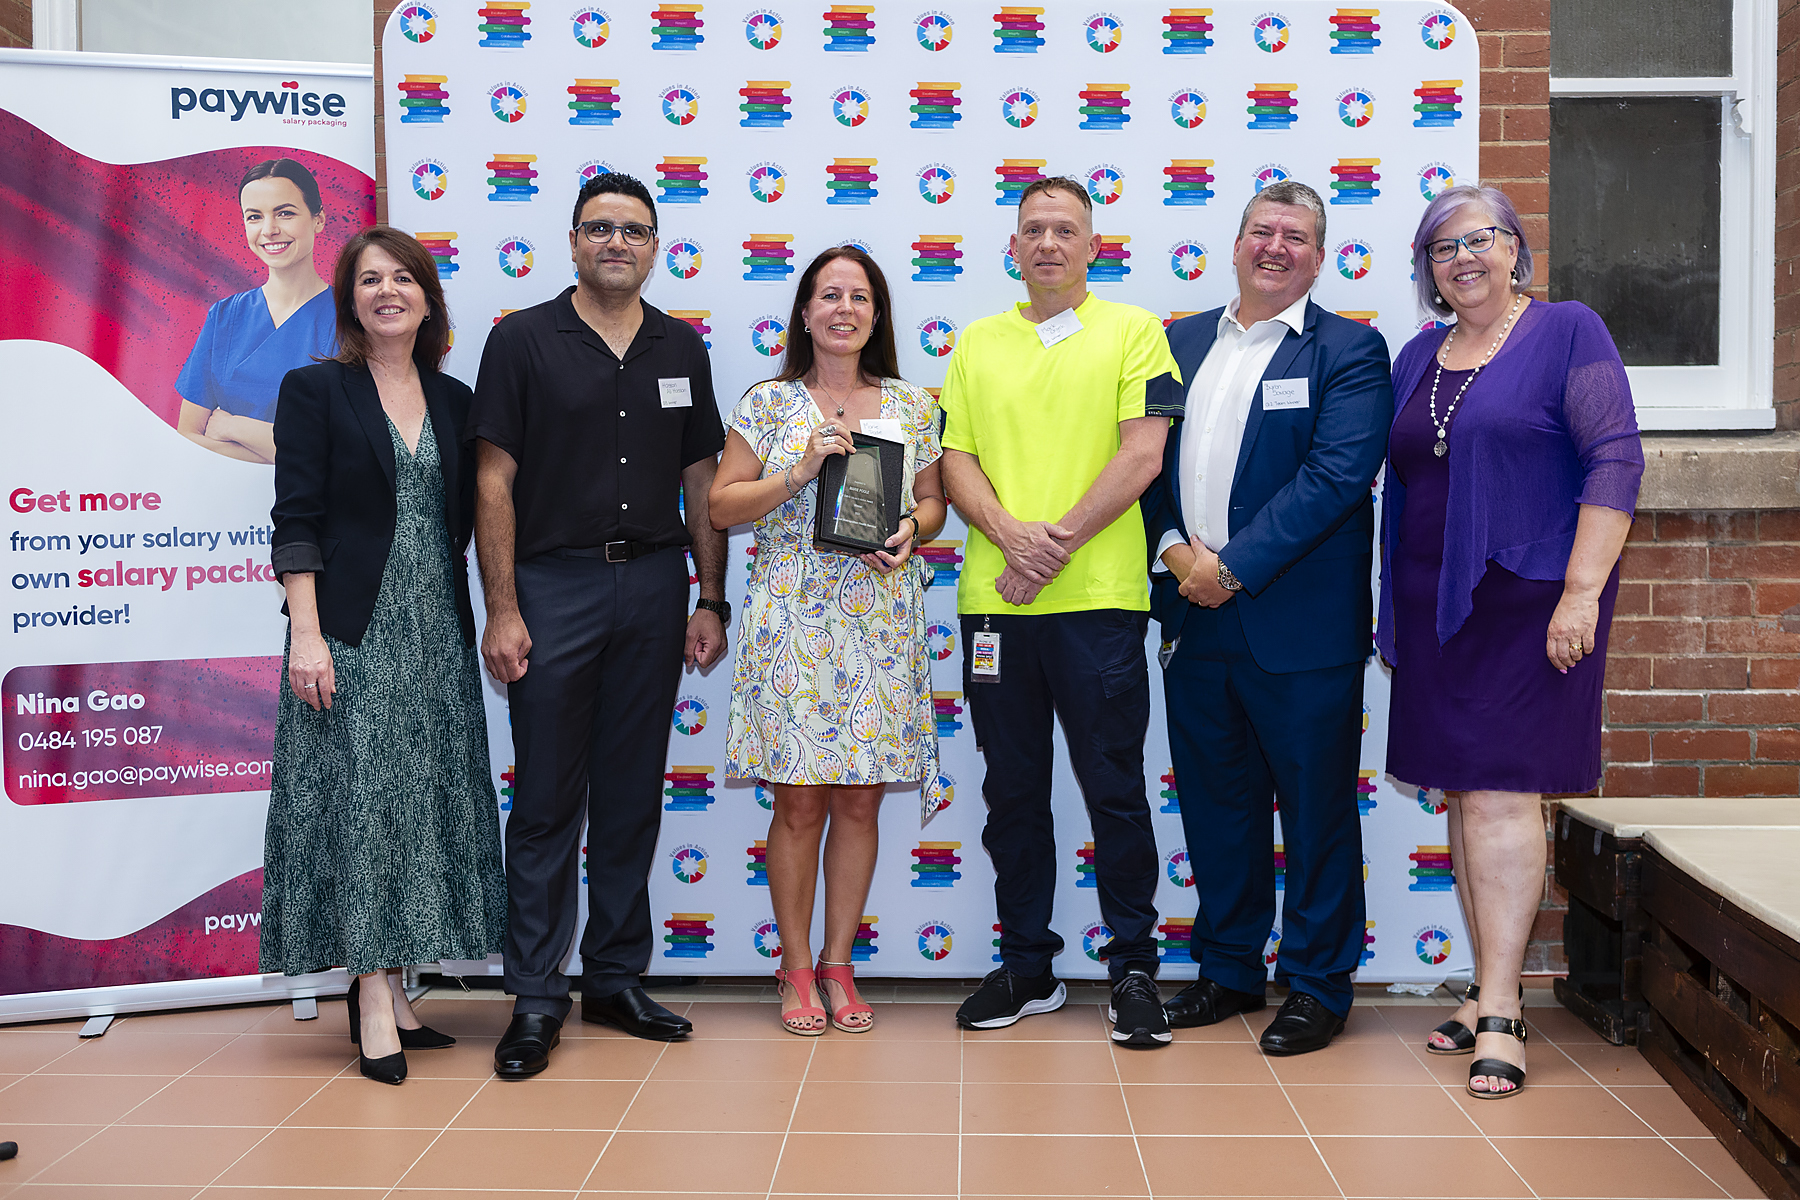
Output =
[
  {"x1": 553, "y1": 287, "x2": 666, "y2": 339},
  {"x1": 1219, "y1": 290, "x2": 1310, "y2": 338}
]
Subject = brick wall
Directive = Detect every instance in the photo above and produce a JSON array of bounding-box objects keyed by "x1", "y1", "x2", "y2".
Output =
[
  {"x1": 1463, "y1": 0, "x2": 1549, "y2": 302},
  {"x1": 1604, "y1": 513, "x2": 1800, "y2": 795},
  {"x1": 1779, "y1": 0, "x2": 1800, "y2": 429},
  {"x1": 0, "y1": 0, "x2": 30, "y2": 49}
]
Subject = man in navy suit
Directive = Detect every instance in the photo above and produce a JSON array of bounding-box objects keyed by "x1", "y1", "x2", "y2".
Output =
[{"x1": 1142, "y1": 181, "x2": 1393, "y2": 1055}]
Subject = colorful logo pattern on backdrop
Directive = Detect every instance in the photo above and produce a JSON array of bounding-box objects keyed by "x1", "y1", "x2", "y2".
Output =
[
  {"x1": 1170, "y1": 241, "x2": 1206, "y2": 280},
  {"x1": 400, "y1": 3, "x2": 438, "y2": 43},
  {"x1": 1417, "y1": 787, "x2": 1448, "y2": 815},
  {"x1": 1082, "y1": 923, "x2": 1114, "y2": 960},
  {"x1": 417, "y1": 231, "x2": 459, "y2": 277},
  {"x1": 915, "y1": 11, "x2": 953, "y2": 51},
  {"x1": 918, "y1": 164, "x2": 956, "y2": 204},
  {"x1": 1075, "y1": 841, "x2": 1097, "y2": 888},
  {"x1": 490, "y1": 82, "x2": 528, "y2": 122},
  {"x1": 567, "y1": 78, "x2": 620, "y2": 124},
  {"x1": 910, "y1": 82, "x2": 962, "y2": 130},
  {"x1": 1253, "y1": 12, "x2": 1289, "y2": 52},
  {"x1": 1273, "y1": 843, "x2": 1287, "y2": 890},
  {"x1": 1159, "y1": 767, "x2": 1181, "y2": 813},
  {"x1": 497, "y1": 236, "x2": 534, "y2": 276},
  {"x1": 917, "y1": 921, "x2": 954, "y2": 960},
  {"x1": 1336, "y1": 239, "x2": 1372, "y2": 280},
  {"x1": 1086, "y1": 164, "x2": 1123, "y2": 205},
  {"x1": 478, "y1": 1, "x2": 532, "y2": 47},
  {"x1": 1338, "y1": 87, "x2": 1374, "y2": 127},
  {"x1": 498, "y1": 764, "x2": 515, "y2": 810},
  {"x1": 1079, "y1": 84, "x2": 1130, "y2": 131},
  {"x1": 664, "y1": 764, "x2": 716, "y2": 811},
  {"x1": 1420, "y1": 8, "x2": 1455, "y2": 49},
  {"x1": 746, "y1": 839, "x2": 769, "y2": 884},
  {"x1": 910, "y1": 234, "x2": 962, "y2": 282},
  {"x1": 741, "y1": 80, "x2": 793, "y2": 127},
  {"x1": 1363, "y1": 920, "x2": 1377, "y2": 965},
  {"x1": 917, "y1": 541, "x2": 963, "y2": 586},
  {"x1": 1357, "y1": 768, "x2": 1378, "y2": 814},
  {"x1": 1164, "y1": 160, "x2": 1216, "y2": 206},
  {"x1": 853, "y1": 916, "x2": 880, "y2": 961},
  {"x1": 672, "y1": 695, "x2": 707, "y2": 734},
  {"x1": 752, "y1": 917, "x2": 781, "y2": 956},
  {"x1": 1420, "y1": 160, "x2": 1456, "y2": 199},
  {"x1": 1330, "y1": 8, "x2": 1379, "y2": 53},
  {"x1": 573, "y1": 8, "x2": 610, "y2": 46},
  {"x1": 1414, "y1": 79, "x2": 1463, "y2": 127},
  {"x1": 1415, "y1": 924, "x2": 1452, "y2": 965},
  {"x1": 1252, "y1": 162, "x2": 1289, "y2": 192},
  {"x1": 1166, "y1": 848, "x2": 1194, "y2": 888},
  {"x1": 1091, "y1": 235, "x2": 1132, "y2": 282},
  {"x1": 1408, "y1": 845, "x2": 1454, "y2": 891},
  {"x1": 399, "y1": 74, "x2": 450, "y2": 123},
  {"x1": 661, "y1": 84, "x2": 699, "y2": 124},
  {"x1": 825, "y1": 4, "x2": 874, "y2": 50},
  {"x1": 671, "y1": 843, "x2": 708, "y2": 883},
  {"x1": 750, "y1": 314, "x2": 787, "y2": 355},
  {"x1": 827, "y1": 158, "x2": 878, "y2": 204},
  {"x1": 1162, "y1": 8, "x2": 1215, "y2": 54},
  {"x1": 652, "y1": 4, "x2": 705, "y2": 49},
  {"x1": 412, "y1": 159, "x2": 448, "y2": 200},
  {"x1": 656, "y1": 154, "x2": 707, "y2": 202},
  {"x1": 748, "y1": 162, "x2": 787, "y2": 202},
  {"x1": 927, "y1": 622, "x2": 955, "y2": 661},
  {"x1": 742, "y1": 233, "x2": 795, "y2": 281},
  {"x1": 666, "y1": 238, "x2": 702, "y2": 278},
  {"x1": 1338, "y1": 309, "x2": 1378, "y2": 327},
  {"x1": 994, "y1": 7, "x2": 1045, "y2": 53},
  {"x1": 1002, "y1": 243, "x2": 1021, "y2": 279},
  {"x1": 1246, "y1": 82, "x2": 1297, "y2": 130},
  {"x1": 670, "y1": 309, "x2": 712, "y2": 348},
  {"x1": 1086, "y1": 12, "x2": 1123, "y2": 53},
  {"x1": 919, "y1": 317, "x2": 957, "y2": 357},
  {"x1": 1330, "y1": 157, "x2": 1380, "y2": 204},
  {"x1": 663, "y1": 912, "x2": 715, "y2": 957},
  {"x1": 911, "y1": 841, "x2": 963, "y2": 887},
  {"x1": 1170, "y1": 88, "x2": 1207, "y2": 128},
  {"x1": 1002, "y1": 87, "x2": 1039, "y2": 128},
  {"x1": 931, "y1": 691, "x2": 964, "y2": 739},
  {"x1": 745, "y1": 9, "x2": 782, "y2": 48},
  {"x1": 833, "y1": 86, "x2": 871, "y2": 126},
  {"x1": 487, "y1": 154, "x2": 537, "y2": 201},
  {"x1": 994, "y1": 159, "x2": 1045, "y2": 206},
  {"x1": 1158, "y1": 916, "x2": 1193, "y2": 962}
]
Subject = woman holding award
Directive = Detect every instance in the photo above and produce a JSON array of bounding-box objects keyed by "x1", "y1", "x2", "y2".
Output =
[{"x1": 710, "y1": 247, "x2": 948, "y2": 1037}]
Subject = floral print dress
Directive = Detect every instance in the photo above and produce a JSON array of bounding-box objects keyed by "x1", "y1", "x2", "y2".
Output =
[{"x1": 723, "y1": 378, "x2": 948, "y2": 819}]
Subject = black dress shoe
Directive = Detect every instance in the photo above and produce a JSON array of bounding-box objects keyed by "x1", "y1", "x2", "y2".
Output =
[
  {"x1": 495, "y1": 1013, "x2": 562, "y2": 1079},
  {"x1": 581, "y1": 986, "x2": 693, "y2": 1040},
  {"x1": 1164, "y1": 977, "x2": 1266, "y2": 1029},
  {"x1": 1258, "y1": 991, "x2": 1346, "y2": 1056}
]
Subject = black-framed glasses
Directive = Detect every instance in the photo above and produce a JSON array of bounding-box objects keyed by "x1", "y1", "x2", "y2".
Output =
[
  {"x1": 575, "y1": 219, "x2": 655, "y2": 246},
  {"x1": 1425, "y1": 226, "x2": 1511, "y2": 263}
]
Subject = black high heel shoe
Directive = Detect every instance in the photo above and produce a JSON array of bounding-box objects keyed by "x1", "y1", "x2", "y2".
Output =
[
  {"x1": 345, "y1": 976, "x2": 456, "y2": 1049},
  {"x1": 1466, "y1": 1016, "x2": 1527, "y2": 1100},
  {"x1": 1426, "y1": 983, "x2": 1525, "y2": 1056},
  {"x1": 345, "y1": 976, "x2": 409, "y2": 1085}
]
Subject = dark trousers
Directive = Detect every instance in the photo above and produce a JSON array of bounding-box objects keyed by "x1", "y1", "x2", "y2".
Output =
[
  {"x1": 960, "y1": 609, "x2": 1160, "y2": 982},
  {"x1": 504, "y1": 547, "x2": 687, "y2": 1019},
  {"x1": 1164, "y1": 602, "x2": 1366, "y2": 1016}
]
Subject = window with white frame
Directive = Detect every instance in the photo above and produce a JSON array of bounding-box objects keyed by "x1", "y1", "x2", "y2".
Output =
[{"x1": 1549, "y1": 0, "x2": 1776, "y2": 430}]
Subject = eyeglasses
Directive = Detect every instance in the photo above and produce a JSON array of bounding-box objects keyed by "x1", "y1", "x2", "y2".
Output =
[
  {"x1": 575, "y1": 219, "x2": 655, "y2": 246},
  {"x1": 1425, "y1": 226, "x2": 1511, "y2": 263}
]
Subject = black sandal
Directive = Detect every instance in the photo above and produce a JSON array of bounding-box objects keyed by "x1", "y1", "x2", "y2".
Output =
[
  {"x1": 1426, "y1": 982, "x2": 1480, "y2": 1055},
  {"x1": 1466, "y1": 1016, "x2": 1527, "y2": 1099}
]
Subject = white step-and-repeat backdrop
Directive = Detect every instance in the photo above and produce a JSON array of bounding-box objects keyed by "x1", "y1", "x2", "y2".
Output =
[{"x1": 382, "y1": 0, "x2": 1479, "y2": 981}]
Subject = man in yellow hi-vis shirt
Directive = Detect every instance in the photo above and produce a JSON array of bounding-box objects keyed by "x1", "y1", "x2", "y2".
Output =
[{"x1": 939, "y1": 177, "x2": 1181, "y2": 1049}]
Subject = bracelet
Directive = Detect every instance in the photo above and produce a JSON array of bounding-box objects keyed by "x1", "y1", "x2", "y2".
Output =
[
  {"x1": 899, "y1": 511, "x2": 920, "y2": 543},
  {"x1": 783, "y1": 466, "x2": 798, "y2": 498}
]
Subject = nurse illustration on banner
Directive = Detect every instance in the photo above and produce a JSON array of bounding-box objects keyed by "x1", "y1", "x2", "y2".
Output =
[{"x1": 176, "y1": 158, "x2": 338, "y2": 464}]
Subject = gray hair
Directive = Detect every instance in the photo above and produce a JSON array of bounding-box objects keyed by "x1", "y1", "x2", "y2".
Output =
[
  {"x1": 1412, "y1": 183, "x2": 1534, "y2": 319},
  {"x1": 1237, "y1": 180, "x2": 1326, "y2": 248}
]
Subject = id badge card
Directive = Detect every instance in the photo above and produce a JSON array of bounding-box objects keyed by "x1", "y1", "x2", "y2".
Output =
[{"x1": 970, "y1": 630, "x2": 1002, "y2": 682}]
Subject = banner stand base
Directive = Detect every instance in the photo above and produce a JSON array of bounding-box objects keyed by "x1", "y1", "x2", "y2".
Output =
[{"x1": 0, "y1": 969, "x2": 349, "y2": 1028}]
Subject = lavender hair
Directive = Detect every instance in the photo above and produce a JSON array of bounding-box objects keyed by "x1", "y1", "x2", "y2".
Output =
[{"x1": 1412, "y1": 183, "x2": 1534, "y2": 320}]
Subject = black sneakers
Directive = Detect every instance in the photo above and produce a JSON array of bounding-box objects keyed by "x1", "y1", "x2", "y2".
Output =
[
  {"x1": 1108, "y1": 970, "x2": 1173, "y2": 1048},
  {"x1": 956, "y1": 966, "x2": 1068, "y2": 1029}
]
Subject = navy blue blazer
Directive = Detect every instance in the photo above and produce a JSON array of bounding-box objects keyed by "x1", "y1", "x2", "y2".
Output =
[{"x1": 1141, "y1": 300, "x2": 1394, "y2": 674}]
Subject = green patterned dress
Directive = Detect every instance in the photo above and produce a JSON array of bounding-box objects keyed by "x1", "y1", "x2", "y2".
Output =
[{"x1": 260, "y1": 416, "x2": 507, "y2": 977}]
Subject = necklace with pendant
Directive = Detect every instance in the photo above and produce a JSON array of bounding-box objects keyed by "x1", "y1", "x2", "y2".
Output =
[
  {"x1": 812, "y1": 377, "x2": 851, "y2": 417},
  {"x1": 1427, "y1": 293, "x2": 1525, "y2": 458}
]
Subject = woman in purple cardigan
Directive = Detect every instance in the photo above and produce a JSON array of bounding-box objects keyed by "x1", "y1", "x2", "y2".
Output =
[{"x1": 1377, "y1": 185, "x2": 1642, "y2": 1100}]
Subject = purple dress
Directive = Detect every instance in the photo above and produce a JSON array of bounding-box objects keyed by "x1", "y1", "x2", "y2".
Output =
[{"x1": 1378, "y1": 301, "x2": 1642, "y2": 794}]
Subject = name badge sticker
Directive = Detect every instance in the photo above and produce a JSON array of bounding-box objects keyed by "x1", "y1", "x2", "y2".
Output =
[
  {"x1": 860, "y1": 418, "x2": 904, "y2": 442},
  {"x1": 1036, "y1": 307, "x2": 1083, "y2": 350},
  {"x1": 1261, "y1": 378, "x2": 1309, "y2": 412},
  {"x1": 659, "y1": 377, "x2": 694, "y2": 408}
]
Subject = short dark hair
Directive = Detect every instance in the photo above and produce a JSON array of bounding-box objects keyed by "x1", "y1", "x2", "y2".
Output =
[
  {"x1": 571, "y1": 171, "x2": 657, "y2": 231},
  {"x1": 1237, "y1": 180, "x2": 1327, "y2": 248},
  {"x1": 328, "y1": 226, "x2": 452, "y2": 374},
  {"x1": 765, "y1": 246, "x2": 899, "y2": 388},
  {"x1": 1016, "y1": 176, "x2": 1092, "y2": 223},
  {"x1": 240, "y1": 158, "x2": 323, "y2": 215}
]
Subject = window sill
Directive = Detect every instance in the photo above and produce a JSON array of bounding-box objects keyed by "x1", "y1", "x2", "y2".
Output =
[{"x1": 1637, "y1": 432, "x2": 1800, "y2": 512}]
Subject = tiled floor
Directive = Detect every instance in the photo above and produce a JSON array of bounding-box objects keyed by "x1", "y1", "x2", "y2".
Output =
[{"x1": 0, "y1": 983, "x2": 1767, "y2": 1199}]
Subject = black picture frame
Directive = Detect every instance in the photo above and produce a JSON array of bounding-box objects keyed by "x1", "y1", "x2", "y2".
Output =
[{"x1": 813, "y1": 432, "x2": 905, "y2": 554}]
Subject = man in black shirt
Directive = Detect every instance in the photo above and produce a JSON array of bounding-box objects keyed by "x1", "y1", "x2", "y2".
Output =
[{"x1": 469, "y1": 172, "x2": 729, "y2": 1079}]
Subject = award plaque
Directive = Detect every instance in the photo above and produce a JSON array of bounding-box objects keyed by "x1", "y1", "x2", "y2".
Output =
[{"x1": 814, "y1": 431, "x2": 905, "y2": 554}]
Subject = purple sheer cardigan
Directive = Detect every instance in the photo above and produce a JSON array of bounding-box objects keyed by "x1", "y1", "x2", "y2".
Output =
[{"x1": 1375, "y1": 299, "x2": 1644, "y2": 660}]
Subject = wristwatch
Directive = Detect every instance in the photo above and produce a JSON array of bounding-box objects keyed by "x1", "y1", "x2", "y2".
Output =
[
  {"x1": 1216, "y1": 559, "x2": 1243, "y2": 593},
  {"x1": 694, "y1": 598, "x2": 732, "y2": 625}
]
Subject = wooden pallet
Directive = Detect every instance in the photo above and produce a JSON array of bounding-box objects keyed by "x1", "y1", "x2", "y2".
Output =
[{"x1": 1552, "y1": 805, "x2": 1647, "y2": 1044}]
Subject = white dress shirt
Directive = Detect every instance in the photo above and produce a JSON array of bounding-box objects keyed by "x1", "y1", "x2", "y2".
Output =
[{"x1": 1154, "y1": 292, "x2": 1310, "y2": 571}]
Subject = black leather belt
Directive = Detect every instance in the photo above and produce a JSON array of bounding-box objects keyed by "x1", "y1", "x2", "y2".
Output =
[{"x1": 559, "y1": 540, "x2": 672, "y2": 563}]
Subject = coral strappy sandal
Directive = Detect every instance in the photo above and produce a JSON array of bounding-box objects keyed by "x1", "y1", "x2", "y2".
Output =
[
  {"x1": 775, "y1": 966, "x2": 827, "y2": 1036},
  {"x1": 816, "y1": 958, "x2": 875, "y2": 1033}
]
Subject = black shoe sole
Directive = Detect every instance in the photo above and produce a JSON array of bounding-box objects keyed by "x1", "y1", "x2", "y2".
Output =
[
  {"x1": 955, "y1": 982, "x2": 1067, "y2": 1030},
  {"x1": 1107, "y1": 1008, "x2": 1173, "y2": 1049}
]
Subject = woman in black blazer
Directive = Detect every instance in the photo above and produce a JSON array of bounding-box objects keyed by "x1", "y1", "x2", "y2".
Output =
[{"x1": 263, "y1": 227, "x2": 506, "y2": 1085}]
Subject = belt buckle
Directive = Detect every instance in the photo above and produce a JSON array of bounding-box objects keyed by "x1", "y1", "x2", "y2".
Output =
[{"x1": 604, "y1": 540, "x2": 629, "y2": 563}]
